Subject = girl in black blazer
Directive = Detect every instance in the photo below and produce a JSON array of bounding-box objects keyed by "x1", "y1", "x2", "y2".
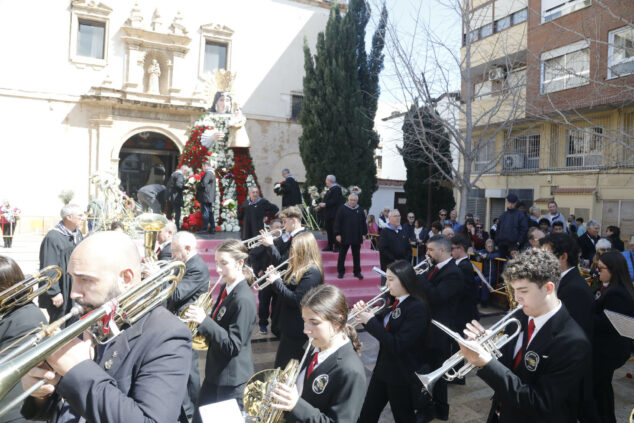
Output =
[
  {"x1": 270, "y1": 285, "x2": 366, "y2": 422},
  {"x1": 266, "y1": 231, "x2": 323, "y2": 368},
  {"x1": 353, "y1": 260, "x2": 431, "y2": 423},
  {"x1": 184, "y1": 240, "x2": 257, "y2": 421},
  {"x1": 592, "y1": 251, "x2": 634, "y2": 423}
]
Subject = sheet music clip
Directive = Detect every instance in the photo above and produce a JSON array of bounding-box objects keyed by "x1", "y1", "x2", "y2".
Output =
[
  {"x1": 604, "y1": 309, "x2": 634, "y2": 340},
  {"x1": 199, "y1": 399, "x2": 244, "y2": 423}
]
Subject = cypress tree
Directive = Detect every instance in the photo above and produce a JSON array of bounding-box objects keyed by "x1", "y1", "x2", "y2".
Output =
[{"x1": 401, "y1": 104, "x2": 455, "y2": 226}]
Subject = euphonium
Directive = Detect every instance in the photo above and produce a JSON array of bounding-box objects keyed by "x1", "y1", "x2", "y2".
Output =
[
  {"x1": 136, "y1": 213, "x2": 169, "y2": 261},
  {"x1": 179, "y1": 276, "x2": 223, "y2": 351},
  {"x1": 243, "y1": 338, "x2": 313, "y2": 423},
  {"x1": 0, "y1": 265, "x2": 62, "y2": 318},
  {"x1": 0, "y1": 260, "x2": 186, "y2": 418}
]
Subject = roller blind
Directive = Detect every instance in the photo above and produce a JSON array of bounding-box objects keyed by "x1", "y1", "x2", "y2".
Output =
[{"x1": 495, "y1": 0, "x2": 527, "y2": 19}]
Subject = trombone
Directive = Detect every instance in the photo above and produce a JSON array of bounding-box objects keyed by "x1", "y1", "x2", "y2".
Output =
[
  {"x1": 251, "y1": 257, "x2": 292, "y2": 291},
  {"x1": 348, "y1": 286, "x2": 389, "y2": 327},
  {"x1": 0, "y1": 260, "x2": 186, "y2": 417},
  {"x1": 0, "y1": 265, "x2": 62, "y2": 318},
  {"x1": 416, "y1": 305, "x2": 523, "y2": 394},
  {"x1": 242, "y1": 228, "x2": 284, "y2": 250}
]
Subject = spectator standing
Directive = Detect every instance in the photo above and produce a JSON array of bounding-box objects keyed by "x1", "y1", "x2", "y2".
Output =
[
  {"x1": 461, "y1": 218, "x2": 484, "y2": 251},
  {"x1": 547, "y1": 201, "x2": 567, "y2": 232},
  {"x1": 0, "y1": 200, "x2": 20, "y2": 248},
  {"x1": 378, "y1": 210, "x2": 410, "y2": 275},
  {"x1": 318, "y1": 175, "x2": 344, "y2": 252},
  {"x1": 238, "y1": 187, "x2": 279, "y2": 241},
  {"x1": 494, "y1": 193, "x2": 528, "y2": 258},
  {"x1": 279, "y1": 169, "x2": 302, "y2": 207},
  {"x1": 448, "y1": 209, "x2": 462, "y2": 232},
  {"x1": 528, "y1": 205, "x2": 541, "y2": 228},
  {"x1": 377, "y1": 207, "x2": 390, "y2": 233},
  {"x1": 196, "y1": 161, "x2": 216, "y2": 234},
  {"x1": 166, "y1": 166, "x2": 191, "y2": 229},
  {"x1": 334, "y1": 194, "x2": 367, "y2": 279},
  {"x1": 605, "y1": 225, "x2": 624, "y2": 252},
  {"x1": 578, "y1": 220, "x2": 601, "y2": 266},
  {"x1": 85, "y1": 197, "x2": 102, "y2": 232},
  {"x1": 526, "y1": 227, "x2": 545, "y2": 250},
  {"x1": 576, "y1": 217, "x2": 586, "y2": 237},
  {"x1": 366, "y1": 215, "x2": 379, "y2": 250},
  {"x1": 489, "y1": 217, "x2": 498, "y2": 240},
  {"x1": 568, "y1": 214, "x2": 578, "y2": 234}
]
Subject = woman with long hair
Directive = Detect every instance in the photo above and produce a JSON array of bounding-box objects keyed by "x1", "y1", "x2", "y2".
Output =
[
  {"x1": 353, "y1": 260, "x2": 431, "y2": 423},
  {"x1": 266, "y1": 231, "x2": 323, "y2": 368},
  {"x1": 269, "y1": 285, "x2": 366, "y2": 422},
  {"x1": 184, "y1": 239, "x2": 257, "y2": 420},
  {"x1": 592, "y1": 251, "x2": 634, "y2": 423},
  {"x1": 461, "y1": 218, "x2": 485, "y2": 251},
  {"x1": 605, "y1": 226, "x2": 624, "y2": 252},
  {"x1": 0, "y1": 256, "x2": 47, "y2": 423}
]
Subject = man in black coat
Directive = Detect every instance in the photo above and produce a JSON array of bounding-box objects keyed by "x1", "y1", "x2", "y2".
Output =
[
  {"x1": 238, "y1": 187, "x2": 279, "y2": 241},
  {"x1": 402, "y1": 212, "x2": 417, "y2": 243},
  {"x1": 578, "y1": 219, "x2": 600, "y2": 266},
  {"x1": 378, "y1": 210, "x2": 411, "y2": 274},
  {"x1": 137, "y1": 183, "x2": 166, "y2": 214},
  {"x1": 459, "y1": 248, "x2": 591, "y2": 423},
  {"x1": 196, "y1": 161, "x2": 216, "y2": 234},
  {"x1": 334, "y1": 193, "x2": 368, "y2": 279},
  {"x1": 495, "y1": 193, "x2": 528, "y2": 258},
  {"x1": 167, "y1": 166, "x2": 191, "y2": 229},
  {"x1": 39, "y1": 204, "x2": 85, "y2": 322},
  {"x1": 417, "y1": 235, "x2": 463, "y2": 420},
  {"x1": 167, "y1": 231, "x2": 211, "y2": 422},
  {"x1": 451, "y1": 235, "x2": 479, "y2": 330},
  {"x1": 318, "y1": 174, "x2": 344, "y2": 252},
  {"x1": 21, "y1": 231, "x2": 191, "y2": 423},
  {"x1": 280, "y1": 168, "x2": 302, "y2": 207},
  {"x1": 155, "y1": 221, "x2": 176, "y2": 261}
]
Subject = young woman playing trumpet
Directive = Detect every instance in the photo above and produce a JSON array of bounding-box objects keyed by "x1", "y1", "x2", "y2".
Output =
[
  {"x1": 354, "y1": 259, "x2": 431, "y2": 423},
  {"x1": 270, "y1": 285, "x2": 366, "y2": 422},
  {"x1": 265, "y1": 231, "x2": 323, "y2": 368}
]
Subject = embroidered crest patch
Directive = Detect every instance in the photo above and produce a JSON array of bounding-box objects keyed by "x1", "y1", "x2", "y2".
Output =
[
  {"x1": 524, "y1": 351, "x2": 540, "y2": 372},
  {"x1": 312, "y1": 374, "x2": 329, "y2": 394},
  {"x1": 217, "y1": 306, "x2": 227, "y2": 320},
  {"x1": 392, "y1": 307, "x2": 401, "y2": 319}
]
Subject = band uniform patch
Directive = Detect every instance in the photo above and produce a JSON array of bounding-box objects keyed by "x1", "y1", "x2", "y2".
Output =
[
  {"x1": 524, "y1": 351, "x2": 540, "y2": 372},
  {"x1": 312, "y1": 374, "x2": 329, "y2": 394},
  {"x1": 392, "y1": 307, "x2": 401, "y2": 319},
  {"x1": 217, "y1": 306, "x2": 227, "y2": 321}
]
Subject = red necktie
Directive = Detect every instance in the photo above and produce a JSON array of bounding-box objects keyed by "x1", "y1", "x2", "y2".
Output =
[
  {"x1": 211, "y1": 289, "x2": 227, "y2": 319},
  {"x1": 385, "y1": 299, "x2": 400, "y2": 330},
  {"x1": 157, "y1": 247, "x2": 161, "y2": 255},
  {"x1": 427, "y1": 266, "x2": 438, "y2": 281},
  {"x1": 306, "y1": 352, "x2": 319, "y2": 378},
  {"x1": 513, "y1": 318, "x2": 535, "y2": 370}
]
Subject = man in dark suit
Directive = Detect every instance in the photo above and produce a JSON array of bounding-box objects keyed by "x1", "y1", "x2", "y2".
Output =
[
  {"x1": 196, "y1": 161, "x2": 216, "y2": 234},
  {"x1": 167, "y1": 231, "x2": 211, "y2": 422},
  {"x1": 495, "y1": 193, "x2": 528, "y2": 258},
  {"x1": 155, "y1": 221, "x2": 176, "y2": 261},
  {"x1": 318, "y1": 174, "x2": 344, "y2": 252},
  {"x1": 137, "y1": 183, "x2": 167, "y2": 214},
  {"x1": 459, "y1": 248, "x2": 591, "y2": 423},
  {"x1": 166, "y1": 166, "x2": 191, "y2": 229},
  {"x1": 280, "y1": 168, "x2": 302, "y2": 207},
  {"x1": 418, "y1": 235, "x2": 463, "y2": 420},
  {"x1": 378, "y1": 209, "x2": 411, "y2": 276},
  {"x1": 578, "y1": 219, "x2": 601, "y2": 266},
  {"x1": 402, "y1": 212, "x2": 417, "y2": 244},
  {"x1": 334, "y1": 193, "x2": 368, "y2": 279},
  {"x1": 21, "y1": 231, "x2": 191, "y2": 423},
  {"x1": 39, "y1": 204, "x2": 85, "y2": 322},
  {"x1": 238, "y1": 186, "x2": 279, "y2": 241},
  {"x1": 451, "y1": 235, "x2": 479, "y2": 330}
]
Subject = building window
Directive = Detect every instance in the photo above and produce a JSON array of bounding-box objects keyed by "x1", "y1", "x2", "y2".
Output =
[
  {"x1": 503, "y1": 135, "x2": 540, "y2": 170},
  {"x1": 464, "y1": 7, "x2": 527, "y2": 45},
  {"x1": 608, "y1": 26, "x2": 634, "y2": 79},
  {"x1": 474, "y1": 139, "x2": 495, "y2": 172},
  {"x1": 204, "y1": 41, "x2": 227, "y2": 74},
  {"x1": 480, "y1": 23, "x2": 494, "y2": 38},
  {"x1": 542, "y1": 0, "x2": 591, "y2": 22},
  {"x1": 495, "y1": 15, "x2": 511, "y2": 32},
  {"x1": 198, "y1": 23, "x2": 233, "y2": 79},
  {"x1": 290, "y1": 94, "x2": 303, "y2": 120},
  {"x1": 541, "y1": 43, "x2": 589, "y2": 94},
  {"x1": 77, "y1": 19, "x2": 105, "y2": 59},
  {"x1": 566, "y1": 127, "x2": 603, "y2": 167},
  {"x1": 511, "y1": 8, "x2": 527, "y2": 25}
]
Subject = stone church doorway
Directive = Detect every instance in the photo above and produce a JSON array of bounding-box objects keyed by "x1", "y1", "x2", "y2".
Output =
[{"x1": 118, "y1": 132, "x2": 179, "y2": 200}]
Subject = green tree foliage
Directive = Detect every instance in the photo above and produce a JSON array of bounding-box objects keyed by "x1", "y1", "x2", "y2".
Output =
[
  {"x1": 401, "y1": 105, "x2": 455, "y2": 226},
  {"x1": 299, "y1": 1, "x2": 387, "y2": 209}
]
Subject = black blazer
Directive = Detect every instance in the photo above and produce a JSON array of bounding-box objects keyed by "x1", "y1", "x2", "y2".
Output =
[
  {"x1": 477, "y1": 305, "x2": 591, "y2": 423},
  {"x1": 333, "y1": 205, "x2": 367, "y2": 245},
  {"x1": 166, "y1": 253, "x2": 210, "y2": 315},
  {"x1": 363, "y1": 296, "x2": 429, "y2": 386},
  {"x1": 167, "y1": 171, "x2": 186, "y2": 206},
  {"x1": 455, "y1": 257, "x2": 479, "y2": 327},
  {"x1": 267, "y1": 228, "x2": 308, "y2": 266},
  {"x1": 22, "y1": 307, "x2": 192, "y2": 423},
  {"x1": 196, "y1": 170, "x2": 216, "y2": 204},
  {"x1": 238, "y1": 198, "x2": 279, "y2": 240},
  {"x1": 281, "y1": 176, "x2": 302, "y2": 207},
  {"x1": 378, "y1": 227, "x2": 411, "y2": 268},
  {"x1": 418, "y1": 260, "x2": 463, "y2": 353},
  {"x1": 322, "y1": 186, "x2": 344, "y2": 220},
  {"x1": 558, "y1": 267, "x2": 594, "y2": 340},
  {"x1": 287, "y1": 342, "x2": 366, "y2": 423},
  {"x1": 199, "y1": 279, "x2": 257, "y2": 386},
  {"x1": 0, "y1": 303, "x2": 47, "y2": 423},
  {"x1": 577, "y1": 233, "x2": 598, "y2": 262},
  {"x1": 157, "y1": 241, "x2": 172, "y2": 261},
  {"x1": 593, "y1": 283, "x2": 634, "y2": 370},
  {"x1": 272, "y1": 266, "x2": 323, "y2": 339}
]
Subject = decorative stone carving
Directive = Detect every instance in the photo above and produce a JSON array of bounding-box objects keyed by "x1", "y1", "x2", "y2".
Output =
[
  {"x1": 151, "y1": 8, "x2": 164, "y2": 32},
  {"x1": 170, "y1": 11, "x2": 187, "y2": 36},
  {"x1": 71, "y1": 0, "x2": 112, "y2": 17},
  {"x1": 124, "y1": 1, "x2": 143, "y2": 28},
  {"x1": 147, "y1": 59, "x2": 161, "y2": 94}
]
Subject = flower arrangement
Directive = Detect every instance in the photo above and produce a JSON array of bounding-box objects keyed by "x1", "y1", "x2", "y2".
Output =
[
  {"x1": 273, "y1": 182, "x2": 284, "y2": 196},
  {"x1": 347, "y1": 185, "x2": 362, "y2": 195}
]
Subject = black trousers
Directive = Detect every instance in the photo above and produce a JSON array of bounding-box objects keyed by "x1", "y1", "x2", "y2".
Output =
[
  {"x1": 337, "y1": 243, "x2": 361, "y2": 275},
  {"x1": 194, "y1": 380, "x2": 246, "y2": 423},
  {"x1": 593, "y1": 363, "x2": 617, "y2": 423},
  {"x1": 325, "y1": 216, "x2": 337, "y2": 250},
  {"x1": 2, "y1": 222, "x2": 15, "y2": 247},
  {"x1": 358, "y1": 372, "x2": 418, "y2": 423},
  {"x1": 167, "y1": 201, "x2": 182, "y2": 229},
  {"x1": 183, "y1": 349, "x2": 201, "y2": 420},
  {"x1": 274, "y1": 334, "x2": 306, "y2": 368},
  {"x1": 257, "y1": 286, "x2": 277, "y2": 327}
]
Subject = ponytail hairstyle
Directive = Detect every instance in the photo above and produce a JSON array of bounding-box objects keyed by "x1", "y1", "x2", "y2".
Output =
[
  {"x1": 214, "y1": 239, "x2": 255, "y2": 285},
  {"x1": 301, "y1": 285, "x2": 362, "y2": 356}
]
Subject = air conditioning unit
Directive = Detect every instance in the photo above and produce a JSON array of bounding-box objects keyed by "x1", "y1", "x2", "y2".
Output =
[
  {"x1": 489, "y1": 67, "x2": 506, "y2": 81},
  {"x1": 503, "y1": 154, "x2": 524, "y2": 169}
]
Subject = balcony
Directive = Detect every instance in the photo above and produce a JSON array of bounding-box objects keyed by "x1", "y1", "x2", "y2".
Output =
[{"x1": 462, "y1": 23, "x2": 527, "y2": 70}]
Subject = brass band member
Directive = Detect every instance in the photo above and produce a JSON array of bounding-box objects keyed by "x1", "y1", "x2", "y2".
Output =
[
  {"x1": 0, "y1": 256, "x2": 47, "y2": 423},
  {"x1": 184, "y1": 240, "x2": 256, "y2": 420},
  {"x1": 21, "y1": 232, "x2": 192, "y2": 423},
  {"x1": 270, "y1": 285, "x2": 366, "y2": 422},
  {"x1": 265, "y1": 231, "x2": 323, "y2": 368},
  {"x1": 459, "y1": 248, "x2": 591, "y2": 423},
  {"x1": 354, "y1": 260, "x2": 431, "y2": 423}
]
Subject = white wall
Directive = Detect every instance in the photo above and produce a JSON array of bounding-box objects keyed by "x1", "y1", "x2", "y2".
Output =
[
  {"x1": 375, "y1": 101, "x2": 407, "y2": 180},
  {"x1": 369, "y1": 185, "x2": 403, "y2": 219}
]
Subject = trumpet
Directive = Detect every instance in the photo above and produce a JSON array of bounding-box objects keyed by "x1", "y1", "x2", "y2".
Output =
[
  {"x1": 416, "y1": 305, "x2": 522, "y2": 395},
  {"x1": 251, "y1": 258, "x2": 292, "y2": 291},
  {"x1": 0, "y1": 265, "x2": 62, "y2": 318},
  {"x1": 180, "y1": 275, "x2": 223, "y2": 351},
  {"x1": 414, "y1": 257, "x2": 433, "y2": 275},
  {"x1": 0, "y1": 260, "x2": 186, "y2": 417},
  {"x1": 348, "y1": 286, "x2": 389, "y2": 327},
  {"x1": 242, "y1": 228, "x2": 284, "y2": 250}
]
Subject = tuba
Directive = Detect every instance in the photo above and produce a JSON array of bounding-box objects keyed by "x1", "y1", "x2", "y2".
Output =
[
  {"x1": 179, "y1": 276, "x2": 223, "y2": 351},
  {"x1": 0, "y1": 266, "x2": 62, "y2": 318},
  {"x1": 136, "y1": 213, "x2": 169, "y2": 261},
  {"x1": 243, "y1": 338, "x2": 313, "y2": 423},
  {"x1": 0, "y1": 260, "x2": 186, "y2": 418}
]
